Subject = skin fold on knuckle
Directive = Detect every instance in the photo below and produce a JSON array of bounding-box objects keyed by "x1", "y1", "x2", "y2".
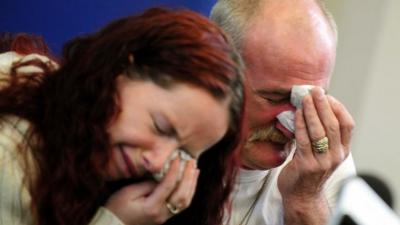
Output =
[
  {"x1": 295, "y1": 119, "x2": 307, "y2": 135},
  {"x1": 328, "y1": 95, "x2": 340, "y2": 108},
  {"x1": 325, "y1": 120, "x2": 339, "y2": 135},
  {"x1": 295, "y1": 119, "x2": 307, "y2": 132},
  {"x1": 314, "y1": 93, "x2": 326, "y2": 107},
  {"x1": 328, "y1": 97, "x2": 345, "y2": 117},
  {"x1": 305, "y1": 161, "x2": 326, "y2": 176},
  {"x1": 310, "y1": 132, "x2": 324, "y2": 141},
  {"x1": 329, "y1": 149, "x2": 346, "y2": 165},
  {"x1": 296, "y1": 140, "x2": 310, "y2": 151},
  {"x1": 319, "y1": 160, "x2": 334, "y2": 173},
  {"x1": 341, "y1": 119, "x2": 355, "y2": 134}
]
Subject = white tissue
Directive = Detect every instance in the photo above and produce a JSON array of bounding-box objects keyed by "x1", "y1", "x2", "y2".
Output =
[
  {"x1": 277, "y1": 85, "x2": 315, "y2": 133},
  {"x1": 276, "y1": 111, "x2": 296, "y2": 133},
  {"x1": 152, "y1": 149, "x2": 194, "y2": 182},
  {"x1": 290, "y1": 85, "x2": 314, "y2": 109}
]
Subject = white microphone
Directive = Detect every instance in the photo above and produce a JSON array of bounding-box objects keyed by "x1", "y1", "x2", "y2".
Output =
[{"x1": 328, "y1": 175, "x2": 400, "y2": 225}]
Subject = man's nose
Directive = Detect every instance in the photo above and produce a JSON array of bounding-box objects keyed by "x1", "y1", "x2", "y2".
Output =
[
  {"x1": 141, "y1": 143, "x2": 177, "y2": 173},
  {"x1": 273, "y1": 102, "x2": 296, "y2": 116},
  {"x1": 282, "y1": 102, "x2": 296, "y2": 112}
]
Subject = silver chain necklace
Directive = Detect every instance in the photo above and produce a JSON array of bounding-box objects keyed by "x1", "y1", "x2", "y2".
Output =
[{"x1": 238, "y1": 171, "x2": 272, "y2": 225}]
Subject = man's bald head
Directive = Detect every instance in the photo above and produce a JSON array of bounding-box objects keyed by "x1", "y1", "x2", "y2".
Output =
[
  {"x1": 210, "y1": 0, "x2": 337, "y2": 52},
  {"x1": 211, "y1": 0, "x2": 337, "y2": 84}
]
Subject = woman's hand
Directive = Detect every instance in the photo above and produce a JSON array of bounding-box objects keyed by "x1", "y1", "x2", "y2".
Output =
[{"x1": 105, "y1": 158, "x2": 199, "y2": 225}]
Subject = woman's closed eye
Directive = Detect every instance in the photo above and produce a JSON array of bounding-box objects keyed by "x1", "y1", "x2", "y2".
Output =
[{"x1": 152, "y1": 112, "x2": 177, "y2": 137}]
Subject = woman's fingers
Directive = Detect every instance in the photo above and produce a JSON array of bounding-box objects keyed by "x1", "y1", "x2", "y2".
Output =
[
  {"x1": 120, "y1": 181, "x2": 157, "y2": 200},
  {"x1": 167, "y1": 160, "x2": 198, "y2": 210},
  {"x1": 104, "y1": 181, "x2": 157, "y2": 224},
  {"x1": 148, "y1": 157, "x2": 181, "y2": 204}
]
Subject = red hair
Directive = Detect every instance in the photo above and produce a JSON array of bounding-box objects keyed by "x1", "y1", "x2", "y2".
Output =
[
  {"x1": 0, "y1": 32, "x2": 57, "y2": 121},
  {"x1": 0, "y1": 32, "x2": 53, "y2": 56},
  {"x1": 0, "y1": 8, "x2": 245, "y2": 225}
]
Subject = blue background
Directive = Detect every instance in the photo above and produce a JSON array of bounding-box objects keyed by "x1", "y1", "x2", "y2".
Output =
[{"x1": 0, "y1": 0, "x2": 216, "y2": 55}]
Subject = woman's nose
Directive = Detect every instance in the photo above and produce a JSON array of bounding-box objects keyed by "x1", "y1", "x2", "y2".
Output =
[{"x1": 141, "y1": 143, "x2": 177, "y2": 174}]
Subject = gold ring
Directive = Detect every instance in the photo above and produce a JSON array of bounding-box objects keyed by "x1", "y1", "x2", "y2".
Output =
[
  {"x1": 166, "y1": 202, "x2": 181, "y2": 215},
  {"x1": 312, "y1": 137, "x2": 329, "y2": 153}
]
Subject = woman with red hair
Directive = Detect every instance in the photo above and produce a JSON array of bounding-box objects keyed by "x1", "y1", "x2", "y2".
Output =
[{"x1": 0, "y1": 8, "x2": 245, "y2": 225}]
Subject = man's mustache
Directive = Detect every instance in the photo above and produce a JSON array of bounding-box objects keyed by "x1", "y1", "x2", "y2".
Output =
[{"x1": 247, "y1": 125, "x2": 289, "y2": 145}]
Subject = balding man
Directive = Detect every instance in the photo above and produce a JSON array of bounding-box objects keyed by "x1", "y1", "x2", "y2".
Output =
[{"x1": 211, "y1": 1, "x2": 356, "y2": 225}]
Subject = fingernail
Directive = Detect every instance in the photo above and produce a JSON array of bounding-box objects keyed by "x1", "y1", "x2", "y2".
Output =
[{"x1": 314, "y1": 87, "x2": 324, "y2": 100}]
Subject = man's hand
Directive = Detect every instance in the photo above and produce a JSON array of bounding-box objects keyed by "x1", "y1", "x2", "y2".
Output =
[{"x1": 278, "y1": 87, "x2": 355, "y2": 225}]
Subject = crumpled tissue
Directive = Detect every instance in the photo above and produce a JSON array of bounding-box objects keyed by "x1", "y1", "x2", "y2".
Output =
[
  {"x1": 276, "y1": 85, "x2": 315, "y2": 133},
  {"x1": 153, "y1": 149, "x2": 194, "y2": 182}
]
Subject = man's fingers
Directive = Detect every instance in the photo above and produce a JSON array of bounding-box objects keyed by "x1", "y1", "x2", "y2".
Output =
[
  {"x1": 302, "y1": 93, "x2": 327, "y2": 143},
  {"x1": 327, "y1": 95, "x2": 355, "y2": 151},
  {"x1": 294, "y1": 109, "x2": 313, "y2": 160},
  {"x1": 310, "y1": 88, "x2": 341, "y2": 154}
]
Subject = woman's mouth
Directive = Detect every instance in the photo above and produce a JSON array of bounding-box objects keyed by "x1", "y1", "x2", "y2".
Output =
[{"x1": 119, "y1": 145, "x2": 137, "y2": 178}]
